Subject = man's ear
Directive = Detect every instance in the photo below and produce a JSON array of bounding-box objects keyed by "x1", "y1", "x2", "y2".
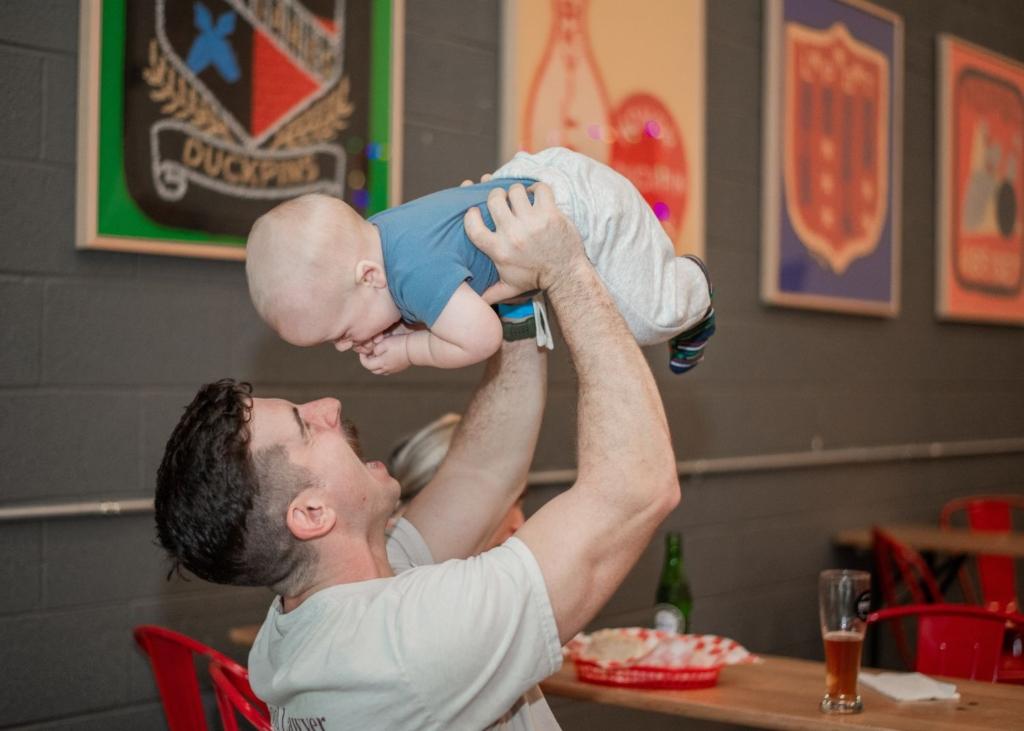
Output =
[
  {"x1": 354, "y1": 260, "x2": 388, "y2": 288},
  {"x1": 285, "y1": 488, "x2": 337, "y2": 540}
]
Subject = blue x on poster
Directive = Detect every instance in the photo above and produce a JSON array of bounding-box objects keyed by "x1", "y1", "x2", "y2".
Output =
[{"x1": 762, "y1": 0, "x2": 903, "y2": 315}]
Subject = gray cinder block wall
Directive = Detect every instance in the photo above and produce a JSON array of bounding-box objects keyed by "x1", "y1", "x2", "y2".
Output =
[{"x1": 1, "y1": 1, "x2": 1023, "y2": 729}]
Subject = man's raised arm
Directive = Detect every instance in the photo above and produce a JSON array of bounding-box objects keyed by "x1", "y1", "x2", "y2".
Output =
[
  {"x1": 466, "y1": 183, "x2": 681, "y2": 643},
  {"x1": 402, "y1": 314, "x2": 546, "y2": 563}
]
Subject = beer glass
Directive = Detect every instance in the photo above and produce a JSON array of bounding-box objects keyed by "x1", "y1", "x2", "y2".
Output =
[{"x1": 818, "y1": 569, "x2": 870, "y2": 714}]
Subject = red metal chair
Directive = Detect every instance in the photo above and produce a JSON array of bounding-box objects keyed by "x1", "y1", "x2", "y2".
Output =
[
  {"x1": 210, "y1": 660, "x2": 272, "y2": 731},
  {"x1": 939, "y1": 494, "x2": 1023, "y2": 614},
  {"x1": 871, "y1": 528, "x2": 944, "y2": 668},
  {"x1": 872, "y1": 527, "x2": 944, "y2": 606},
  {"x1": 866, "y1": 604, "x2": 1024, "y2": 682},
  {"x1": 134, "y1": 625, "x2": 247, "y2": 731}
]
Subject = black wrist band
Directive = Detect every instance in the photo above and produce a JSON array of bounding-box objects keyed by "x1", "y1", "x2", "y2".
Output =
[
  {"x1": 495, "y1": 302, "x2": 538, "y2": 341},
  {"x1": 501, "y1": 318, "x2": 537, "y2": 341}
]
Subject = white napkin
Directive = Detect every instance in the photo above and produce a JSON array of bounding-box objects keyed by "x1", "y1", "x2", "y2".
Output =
[{"x1": 859, "y1": 672, "x2": 960, "y2": 701}]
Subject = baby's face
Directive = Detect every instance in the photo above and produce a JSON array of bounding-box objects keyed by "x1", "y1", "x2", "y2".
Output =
[{"x1": 282, "y1": 284, "x2": 401, "y2": 352}]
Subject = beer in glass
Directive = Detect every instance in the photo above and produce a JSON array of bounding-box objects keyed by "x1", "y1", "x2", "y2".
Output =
[{"x1": 818, "y1": 569, "x2": 870, "y2": 713}]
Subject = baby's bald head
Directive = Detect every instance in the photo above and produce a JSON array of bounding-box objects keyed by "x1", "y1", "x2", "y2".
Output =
[{"x1": 246, "y1": 194, "x2": 366, "y2": 344}]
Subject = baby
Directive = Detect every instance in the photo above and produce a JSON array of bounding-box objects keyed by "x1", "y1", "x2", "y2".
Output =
[{"x1": 246, "y1": 147, "x2": 715, "y2": 375}]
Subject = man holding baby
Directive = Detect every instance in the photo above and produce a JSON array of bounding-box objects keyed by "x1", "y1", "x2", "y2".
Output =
[{"x1": 154, "y1": 183, "x2": 681, "y2": 729}]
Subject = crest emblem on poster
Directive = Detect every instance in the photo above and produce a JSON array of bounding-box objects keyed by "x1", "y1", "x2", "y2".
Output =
[
  {"x1": 77, "y1": 0, "x2": 398, "y2": 258},
  {"x1": 148, "y1": 0, "x2": 347, "y2": 200},
  {"x1": 123, "y1": 0, "x2": 360, "y2": 236},
  {"x1": 783, "y1": 22, "x2": 889, "y2": 275}
]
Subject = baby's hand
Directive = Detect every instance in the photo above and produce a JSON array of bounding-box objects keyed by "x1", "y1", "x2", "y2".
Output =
[
  {"x1": 352, "y1": 331, "x2": 387, "y2": 356},
  {"x1": 352, "y1": 322, "x2": 419, "y2": 355},
  {"x1": 359, "y1": 334, "x2": 412, "y2": 375}
]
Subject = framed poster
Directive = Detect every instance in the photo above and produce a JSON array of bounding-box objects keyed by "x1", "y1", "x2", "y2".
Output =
[
  {"x1": 501, "y1": 0, "x2": 705, "y2": 257},
  {"x1": 936, "y1": 36, "x2": 1024, "y2": 325},
  {"x1": 76, "y1": 0, "x2": 404, "y2": 260},
  {"x1": 761, "y1": 0, "x2": 903, "y2": 315}
]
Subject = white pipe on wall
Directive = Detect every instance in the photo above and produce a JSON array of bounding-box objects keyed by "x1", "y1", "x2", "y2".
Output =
[{"x1": 2, "y1": 437, "x2": 1022, "y2": 522}]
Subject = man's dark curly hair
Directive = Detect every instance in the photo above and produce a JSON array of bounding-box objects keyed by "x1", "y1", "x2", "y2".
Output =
[{"x1": 155, "y1": 379, "x2": 315, "y2": 593}]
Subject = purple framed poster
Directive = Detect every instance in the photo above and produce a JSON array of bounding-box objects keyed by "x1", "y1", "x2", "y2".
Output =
[{"x1": 762, "y1": 0, "x2": 903, "y2": 315}]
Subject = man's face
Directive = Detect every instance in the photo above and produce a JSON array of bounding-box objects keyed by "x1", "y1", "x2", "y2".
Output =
[{"x1": 248, "y1": 396, "x2": 401, "y2": 530}]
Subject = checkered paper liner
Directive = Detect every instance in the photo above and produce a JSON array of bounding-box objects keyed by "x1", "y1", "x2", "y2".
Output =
[{"x1": 565, "y1": 628, "x2": 759, "y2": 690}]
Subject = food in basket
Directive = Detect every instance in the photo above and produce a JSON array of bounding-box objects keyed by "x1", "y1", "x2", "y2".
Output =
[
  {"x1": 565, "y1": 628, "x2": 758, "y2": 690},
  {"x1": 579, "y1": 628, "x2": 660, "y2": 664}
]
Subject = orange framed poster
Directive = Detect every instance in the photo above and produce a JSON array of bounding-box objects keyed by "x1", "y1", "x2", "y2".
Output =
[
  {"x1": 936, "y1": 36, "x2": 1024, "y2": 325},
  {"x1": 500, "y1": 0, "x2": 705, "y2": 258}
]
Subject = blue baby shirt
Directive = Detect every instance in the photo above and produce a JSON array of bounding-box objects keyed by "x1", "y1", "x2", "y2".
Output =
[{"x1": 370, "y1": 178, "x2": 536, "y2": 326}]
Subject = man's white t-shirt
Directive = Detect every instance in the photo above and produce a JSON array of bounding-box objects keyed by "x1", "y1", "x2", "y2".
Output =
[{"x1": 248, "y1": 519, "x2": 564, "y2": 730}]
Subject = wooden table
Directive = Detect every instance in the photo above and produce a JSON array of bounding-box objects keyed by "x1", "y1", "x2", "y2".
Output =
[
  {"x1": 540, "y1": 655, "x2": 1024, "y2": 731},
  {"x1": 834, "y1": 524, "x2": 1024, "y2": 558},
  {"x1": 229, "y1": 623, "x2": 260, "y2": 647}
]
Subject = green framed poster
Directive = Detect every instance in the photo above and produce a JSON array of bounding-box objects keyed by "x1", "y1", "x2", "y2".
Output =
[{"x1": 76, "y1": 0, "x2": 404, "y2": 260}]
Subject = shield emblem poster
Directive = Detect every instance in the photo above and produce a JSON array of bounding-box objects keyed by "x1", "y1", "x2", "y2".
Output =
[
  {"x1": 936, "y1": 36, "x2": 1024, "y2": 325},
  {"x1": 76, "y1": 0, "x2": 404, "y2": 260},
  {"x1": 501, "y1": 0, "x2": 705, "y2": 258},
  {"x1": 761, "y1": 0, "x2": 903, "y2": 315}
]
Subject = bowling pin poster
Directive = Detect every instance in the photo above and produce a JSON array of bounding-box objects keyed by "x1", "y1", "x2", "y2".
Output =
[
  {"x1": 937, "y1": 36, "x2": 1024, "y2": 325},
  {"x1": 761, "y1": 0, "x2": 903, "y2": 316},
  {"x1": 76, "y1": 0, "x2": 403, "y2": 260},
  {"x1": 500, "y1": 0, "x2": 705, "y2": 258}
]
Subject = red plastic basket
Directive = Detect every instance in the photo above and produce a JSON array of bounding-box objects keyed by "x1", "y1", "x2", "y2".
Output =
[
  {"x1": 566, "y1": 628, "x2": 756, "y2": 690},
  {"x1": 573, "y1": 659, "x2": 720, "y2": 689}
]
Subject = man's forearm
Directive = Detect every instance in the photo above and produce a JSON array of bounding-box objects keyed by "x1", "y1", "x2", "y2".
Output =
[
  {"x1": 446, "y1": 337, "x2": 546, "y2": 490},
  {"x1": 548, "y1": 259, "x2": 677, "y2": 512},
  {"x1": 405, "y1": 337, "x2": 546, "y2": 561}
]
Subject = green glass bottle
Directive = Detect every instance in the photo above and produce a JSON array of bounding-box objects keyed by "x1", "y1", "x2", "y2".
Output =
[{"x1": 654, "y1": 531, "x2": 693, "y2": 634}]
